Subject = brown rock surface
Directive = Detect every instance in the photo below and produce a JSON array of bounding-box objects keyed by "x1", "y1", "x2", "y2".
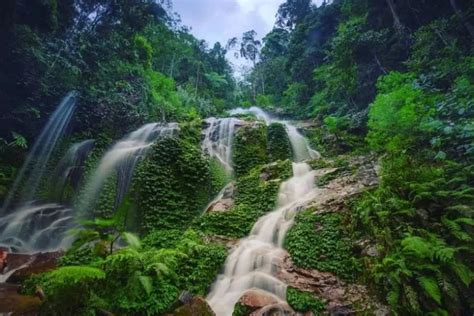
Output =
[
  {"x1": 0, "y1": 283, "x2": 41, "y2": 315},
  {"x1": 6, "y1": 251, "x2": 63, "y2": 283},
  {"x1": 172, "y1": 296, "x2": 215, "y2": 316}
]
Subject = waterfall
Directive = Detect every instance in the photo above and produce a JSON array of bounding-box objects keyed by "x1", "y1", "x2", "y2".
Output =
[
  {"x1": 228, "y1": 107, "x2": 320, "y2": 162},
  {"x1": 207, "y1": 163, "x2": 319, "y2": 316},
  {"x1": 0, "y1": 203, "x2": 75, "y2": 253},
  {"x1": 79, "y1": 123, "x2": 179, "y2": 212},
  {"x1": 54, "y1": 139, "x2": 95, "y2": 201},
  {"x1": 202, "y1": 118, "x2": 241, "y2": 172},
  {"x1": 1, "y1": 92, "x2": 78, "y2": 214}
]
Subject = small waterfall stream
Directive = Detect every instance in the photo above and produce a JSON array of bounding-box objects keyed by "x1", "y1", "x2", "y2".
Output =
[
  {"x1": 79, "y1": 123, "x2": 179, "y2": 212},
  {"x1": 1, "y1": 92, "x2": 78, "y2": 214},
  {"x1": 0, "y1": 92, "x2": 179, "y2": 254},
  {"x1": 207, "y1": 163, "x2": 319, "y2": 315},
  {"x1": 53, "y1": 139, "x2": 95, "y2": 201},
  {"x1": 202, "y1": 118, "x2": 241, "y2": 172}
]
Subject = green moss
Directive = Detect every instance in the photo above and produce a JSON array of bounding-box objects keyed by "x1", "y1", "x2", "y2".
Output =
[
  {"x1": 209, "y1": 158, "x2": 232, "y2": 197},
  {"x1": 233, "y1": 124, "x2": 269, "y2": 177},
  {"x1": 195, "y1": 160, "x2": 292, "y2": 238},
  {"x1": 133, "y1": 134, "x2": 211, "y2": 232},
  {"x1": 267, "y1": 123, "x2": 293, "y2": 161},
  {"x1": 285, "y1": 211, "x2": 362, "y2": 281},
  {"x1": 287, "y1": 287, "x2": 325, "y2": 315},
  {"x1": 232, "y1": 302, "x2": 253, "y2": 316}
]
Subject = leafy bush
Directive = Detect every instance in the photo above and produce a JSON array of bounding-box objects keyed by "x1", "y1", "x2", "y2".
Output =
[
  {"x1": 287, "y1": 287, "x2": 325, "y2": 315},
  {"x1": 37, "y1": 266, "x2": 106, "y2": 315},
  {"x1": 133, "y1": 130, "x2": 211, "y2": 232},
  {"x1": 233, "y1": 124, "x2": 269, "y2": 177},
  {"x1": 196, "y1": 160, "x2": 292, "y2": 238},
  {"x1": 285, "y1": 210, "x2": 362, "y2": 281},
  {"x1": 267, "y1": 123, "x2": 293, "y2": 161}
]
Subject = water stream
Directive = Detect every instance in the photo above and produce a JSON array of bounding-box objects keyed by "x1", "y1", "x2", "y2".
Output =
[
  {"x1": 53, "y1": 139, "x2": 95, "y2": 201},
  {"x1": 79, "y1": 123, "x2": 179, "y2": 212},
  {"x1": 1, "y1": 92, "x2": 78, "y2": 214},
  {"x1": 207, "y1": 162, "x2": 319, "y2": 315},
  {"x1": 202, "y1": 118, "x2": 242, "y2": 172},
  {"x1": 229, "y1": 106, "x2": 320, "y2": 162}
]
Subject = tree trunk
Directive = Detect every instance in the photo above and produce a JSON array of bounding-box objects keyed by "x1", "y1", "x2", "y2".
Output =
[
  {"x1": 169, "y1": 53, "x2": 176, "y2": 78},
  {"x1": 449, "y1": 0, "x2": 474, "y2": 39},
  {"x1": 261, "y1": 73, "x2": 265, "y2": 95}
]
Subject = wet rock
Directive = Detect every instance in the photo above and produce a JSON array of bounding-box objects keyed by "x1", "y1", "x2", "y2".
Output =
[
  {"x1": 0, "y1": 283, "x2": 41, "y2": 315},
  {"x1": 236, "y1": 290, "x2": 294, "y2": 316},
  {"x1": 239, "y1": 289, "x2": 280, "y2": 309},
  {"x1": 204, "y1": 235, "x2": 239, "y2": 249},
  {"x1": 277, "y1": 254, "x2": 388, "y2": 315},
  {"x1": 206, "y1": 182, "x2": 235, "y2": 213},
  {"x1": 7, "y1": 251, "x2": 63, "y2": 283},
  {"x1": 0, "y1": 250, "x2": 7, "y2": 273},
  {"x1": 172, "y1": 296, "x2": 215, "y2": 316},
  {"x1": 362, "y1": 245, "x2": 379, "y2": 257}
]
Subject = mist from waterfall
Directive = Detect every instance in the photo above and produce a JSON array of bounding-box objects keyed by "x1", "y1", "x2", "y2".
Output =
[
  {"x1": 1, "y1": 92, "x2": 78, "y2": 214},
  {"x1": 207, "y1": 163, "x2": 319, "y2": 316},
  {"x1": 202, "y1": 118, "x2": 241, "y2": 172},
  {"x1": 228, "y1": 106, "x2": 320, "y2": 162}
]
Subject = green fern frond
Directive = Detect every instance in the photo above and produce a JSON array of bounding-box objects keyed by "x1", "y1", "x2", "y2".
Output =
[
  {"x1": 401, "y1": 236, "x2": 431, "y2": 259},
  {"x1": 451, "y1": 262, "x2": 473, "y2": 286},
  {"x1": 387, "y1": 289, "x2": 400, "y2": 307},
  {"x1": 418, "y1": 276, "x2": 442, "y2": 305}
]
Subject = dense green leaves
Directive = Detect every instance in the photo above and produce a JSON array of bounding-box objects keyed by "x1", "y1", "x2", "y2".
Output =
[{"x1": 285, "y1": 211, "x2": 362, "y2": 281}]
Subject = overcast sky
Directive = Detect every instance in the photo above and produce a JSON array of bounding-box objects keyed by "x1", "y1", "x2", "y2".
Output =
[{"x1": 172, "y1": 0, "x2": 325, "y2": 72}]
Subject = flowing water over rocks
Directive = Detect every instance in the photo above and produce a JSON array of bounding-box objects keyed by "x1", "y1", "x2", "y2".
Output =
[
  {"x1": 53, "y1": 139, "x2": 95, "y2": 201},
  {"x1": 229, "y1": 107, "x2": 320, "y2": 162},
  {"x1": 0, "y1": 203, "x2": 75, "y2": 253},
  {"x1": 207, "y1": 163, "x2": 320, "y2": 316},
  {"x1": 202, "y1": 118, "x2": 242, "y2": 172},
  {"x1": 80, "y1": 122, "x2": 179, "y2": 212},
  {"x1": 2, "y1": 92, "x2": 78, "y2": 214}
]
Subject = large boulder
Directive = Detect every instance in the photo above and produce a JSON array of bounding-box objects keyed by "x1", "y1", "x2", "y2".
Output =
[
  {"x1": 6, "y1": 251, "x2": 63, "y2": 284},
  {"x1": 172, "y1": 296, "x2": 215, "y2": 316},
  {"x1": 206, "y1": 182, "x2": 235, "y2": 213},
  {"x1": 234, "y1": 290, "x2": 294, "y2": 316}
]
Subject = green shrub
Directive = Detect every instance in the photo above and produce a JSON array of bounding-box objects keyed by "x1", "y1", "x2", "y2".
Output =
[
  {"x1": 285, "y1": 211, "x2": 362, "y2": 281},
  {"x1": 287, "y1": 287, "x2": 325, "y2": 315},
  {"x1": 196, "y1": 160, "x2": 291, "y2": 238},
  {"x1": 267, "y1": 123, "x2": 293, "y2": 161},
  {"x1": 133, "y1": 133, "x2": 211, "y2": 232},
  {"x1": 233, "y1": 124, "x2": 269, "y2": 177}
]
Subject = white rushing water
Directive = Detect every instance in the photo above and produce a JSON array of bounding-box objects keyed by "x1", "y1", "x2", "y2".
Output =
[
  {"x1": 202, "y1": 118, "x2": 241, "y2": 172},
  {"x1": 80, "y1": 122, "x2": 179, "y2": 212},
  {"x1": 0, "y1": 203, "x2": 75, "y2": 253},
  {"x1": 207, "y1": 162, "x2": 319, "y2": 316},
  {"x1": 229, "y1": 106, "x2": 320, "y2": 162},
  {"x1": 54, "y1": 139, "x2": 95, "y2": 201},
  {"x1": 1, "y1": 92, "x2": 78, "y2": 214}
]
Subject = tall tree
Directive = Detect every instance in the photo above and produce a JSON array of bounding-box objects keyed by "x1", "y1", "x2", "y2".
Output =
[{"x1": 276, "y1": 0, "x2": 312, "y2": 30}]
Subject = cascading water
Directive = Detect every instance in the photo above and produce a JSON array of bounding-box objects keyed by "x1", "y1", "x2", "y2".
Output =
[
  {"x1": 79, "y1": 123, "x2": 179, "y2": 212},
  {"x1": 229, "y1": 107, "x2": 320, "y2": 162},
  {"x1": 0, "y1": 203, "x2": 75, "y2": 253},
  {"x1": 207, "y1": 162, "x2": 319, "y2": 315},
  {"x1": 202, "y1": 118, "x2": 241, "y2": 172},
  {"x1": 1, "y1": 92, "x2": 78, "y2": 213},
  {"x1": 53, "y1": 139, "x2": 95, "y2": 201}
]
